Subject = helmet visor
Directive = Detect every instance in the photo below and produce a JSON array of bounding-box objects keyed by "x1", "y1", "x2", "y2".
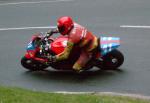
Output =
[{"x1": 58, "y1": 25, "x2": 65, "y2": 33}]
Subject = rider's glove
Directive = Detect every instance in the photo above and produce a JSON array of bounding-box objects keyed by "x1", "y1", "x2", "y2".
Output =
[
  {"x1": 47, "y1": 30, "x2": 54, "y2": 35},
  {"x1": 47, "y1": 29, "x2": 57, "y2": 37}
]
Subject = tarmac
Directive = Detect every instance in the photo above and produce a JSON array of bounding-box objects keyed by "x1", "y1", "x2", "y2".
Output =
[{"x1": 0, "y1": 0, "x2": 150, "y2": 96}]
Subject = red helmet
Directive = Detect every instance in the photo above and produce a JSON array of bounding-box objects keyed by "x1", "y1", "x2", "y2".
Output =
[{"x1": 57, "y1": 16, "x2": 74, "y2": 35}]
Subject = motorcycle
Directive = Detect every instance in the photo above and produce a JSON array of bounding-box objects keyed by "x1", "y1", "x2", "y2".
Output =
[{"x1": 21, "y1": 32, "x2": 124, "y2": 71}]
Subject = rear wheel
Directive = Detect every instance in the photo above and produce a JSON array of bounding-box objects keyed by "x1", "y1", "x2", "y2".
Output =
[
  {"x1": 21, "y1": 57, "x2": 48, "y2": 71},
  {"x1": 100, "y1": 50, "x2": 124, "y2": 70}
]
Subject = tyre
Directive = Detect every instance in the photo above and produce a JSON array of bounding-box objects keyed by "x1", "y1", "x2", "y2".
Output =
[
  {"x1": 101, "y1": 50, "x2": 124, "y2": 70},
  {"x1": 21, "y1": 57, "x2": 48, "y2": 71}
]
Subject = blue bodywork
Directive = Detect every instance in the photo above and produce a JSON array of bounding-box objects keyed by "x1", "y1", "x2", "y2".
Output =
[
  {"x1": 100, "y1": 37, "x2": 120, "y2": 56},
  {"x1": 26, "y1": 41, "x2": 35, "y2": 50}
]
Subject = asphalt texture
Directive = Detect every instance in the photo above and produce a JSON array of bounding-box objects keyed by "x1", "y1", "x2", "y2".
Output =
[{"x1": 0, "y1": 0, "x2": 150, "y2": 96}]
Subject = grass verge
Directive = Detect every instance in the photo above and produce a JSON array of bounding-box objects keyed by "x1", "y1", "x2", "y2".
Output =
[{"x1": 0, "y1": 86, "x2": 150, "y2": 103}]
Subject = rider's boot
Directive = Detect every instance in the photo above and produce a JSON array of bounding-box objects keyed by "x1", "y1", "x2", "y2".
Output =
[{"x1": 73, "y1": 63, "x2": 84, "y2": 73}]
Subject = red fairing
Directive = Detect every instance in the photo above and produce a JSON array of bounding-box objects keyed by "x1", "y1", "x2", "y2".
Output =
[
  {"x1": 31, "y1": 33, "x2": 42, "y2": 41},
  {"x1": 34, "y1": 57, "x2": 47, "y2": 62},
  {"x1": 25, "y1": 50, "x2": 36, "y2": 59},
  {"x1": 25, "y1": 49, "x2": 47, "y2": 62},
  {"x1": 50, "y1": 36, "x2": 68, "y2": 55}
]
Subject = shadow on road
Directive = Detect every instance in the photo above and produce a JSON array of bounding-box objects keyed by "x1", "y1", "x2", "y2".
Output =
[{"x1": 22, "y1": 68, "x2": 125, "y2": 83}]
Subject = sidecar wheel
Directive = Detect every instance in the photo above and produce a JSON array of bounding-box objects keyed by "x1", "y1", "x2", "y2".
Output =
[
  {"x1": 101, "y1": 50, "x2": 124, "y2": 70},
  {"x1": 21, "y1": 57, "x2": 48, "y2": 71}
]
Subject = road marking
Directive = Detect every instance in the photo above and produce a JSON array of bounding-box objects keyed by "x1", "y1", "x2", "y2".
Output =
[
  {"x1": 0, "y1": 26, "x2": 57, "y2": 31},
  {"x1": 0, "y1": 0, "x2": 73, "y2": 6},
  {"x1": 120, "y1": 25, "x2": 150, "y2": 29},
  {"x1": 53, "y1": 91, "x2": 150, "y2": 100}
]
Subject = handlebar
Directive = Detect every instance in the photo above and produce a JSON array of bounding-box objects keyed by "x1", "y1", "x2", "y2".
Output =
[
  {"x1": 33, "y1": 29, "x2": 58, "y2": 55},
  {"x1": 39, "y1": 31, "x2": 56, "y2": 54}
]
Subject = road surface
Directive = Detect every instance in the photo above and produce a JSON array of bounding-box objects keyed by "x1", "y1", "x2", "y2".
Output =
[{"x1": 0, "y1": 0, "x2": 150, "y2": 96}]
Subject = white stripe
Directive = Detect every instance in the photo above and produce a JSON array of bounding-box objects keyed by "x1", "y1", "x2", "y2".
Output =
[
  {"x1": 53, "y1": 91, "x2": 150, "y2": 100},
  {"x1": 120, "y1": 25, "x2": 150, "y2": 29},
  {"x1": 83, "y1": 29, "x2": 87, "y2": 38},
  {"x1": 0, "y1": 26, "x2": 57, "y2": 31},
  {"x1": 102, "y1": 37, "x2": 107, "y2": 41},
  {"x1": 0, "y1": 0, "x2": 73, "y2": 6},
  {"x1": 80, "y1": 29, "x2": 85, "y2": 39},
  {"x1": 108, "y1": 37, "x2": 112, "y2": 40}
]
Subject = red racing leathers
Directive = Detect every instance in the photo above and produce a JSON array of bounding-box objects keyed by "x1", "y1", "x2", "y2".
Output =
[{"x1": 56, "y1": 23, "x2": 98, "y2": 71}]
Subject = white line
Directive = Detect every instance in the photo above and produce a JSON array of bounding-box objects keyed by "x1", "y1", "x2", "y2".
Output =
[
  {"x1": 0, "y1": 26, "x2": 57, "y2": 31},
  {"x1": 120, "y1": 25, "x2": 150, "y2": 29},
  {"x1": 0, "y1": 0, "x2": 73, "y2": 6},
  {"x1": 53, "y1": 91, "x2": 150, "y2": 100}
]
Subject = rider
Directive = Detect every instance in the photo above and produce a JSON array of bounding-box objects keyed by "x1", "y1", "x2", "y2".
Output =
[{"x1": 47, "y1": 16, "x2": 99, "y2": 73}]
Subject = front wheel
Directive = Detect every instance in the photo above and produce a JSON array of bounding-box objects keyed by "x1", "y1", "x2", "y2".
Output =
[
  {"x1": 21, "y1": 57, "x2": 48, "y2": 71},
  {"x1": 100, "y1": 50, "x2": 124, "y2": 70}
]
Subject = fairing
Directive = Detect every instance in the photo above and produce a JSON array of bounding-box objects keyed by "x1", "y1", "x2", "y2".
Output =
[
  {"x1": 25, "y1": 41, "x2": 36, "y2": 58},
  {"x1": 100, "y1": 37, "x2": 120, "y2": 56},
  {"x1": 50, "y1": 36, "x2": 68, "y2": 54}
]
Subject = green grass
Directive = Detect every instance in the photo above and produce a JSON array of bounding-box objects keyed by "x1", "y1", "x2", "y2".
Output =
[{"x1": 0, "y1": 86, "x2": 150, "y2": 103}]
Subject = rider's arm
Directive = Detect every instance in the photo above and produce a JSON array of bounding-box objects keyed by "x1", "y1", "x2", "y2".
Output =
[
  {"x1": 45, "y1": 29, "x2": 59, "y2": 38},
  {"x1": 47, "y1": 29, "x2": 59, "y2": 35},
  {"x1": 56, "y1": 41, "x2": 74, "y2": 61}
]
